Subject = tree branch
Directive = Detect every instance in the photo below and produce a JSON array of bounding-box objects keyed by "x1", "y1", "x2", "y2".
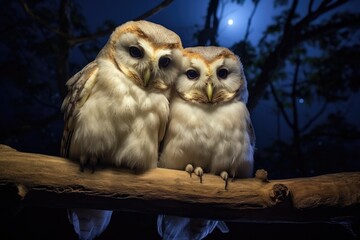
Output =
[
  {"x1": 308, "y1": 0, "x2": 315, "y2": 14},
  {"x1": 69, "y1": 0, "x2": 174, "y2": 46},
  {"x1": 294, "y1": 0, "x2": 348, "y2": 31},
  {"x1": 270, "y1": 82, "x2": 293, "y2": 128},
  {"x1": 291, "y1": 57, "x2": 301, "y2": 136},
  {"x1": 244, "y1": 0, "x2": 260, "y2": 42},
  {"x1": 1, "y1": 144, "x2": 359, "y2": 222},
  {"x1": 57, "y1": 0, "x2": 71, "y2": 98},
  {"x1": 298, "y1": 13, "x2": 360, "y2": 42},
  {"x1": 284, "y1": 0, "x2": 298, "y2": 34},
  {"x1": 20, "y1": 0, "x2": 174, "y2": 46},
  {"x1": 197, "y1": 0, "x2": 220, "y2": 46},
  {"x1": 248, "y1": 38, "x2": 294, "y2": 111},
  {"x1": 133, "y1": 0, "x2": 174, "y2": 21},
  {"x1": 301, "y1": 102, "x2": 328, "y2": 132}
]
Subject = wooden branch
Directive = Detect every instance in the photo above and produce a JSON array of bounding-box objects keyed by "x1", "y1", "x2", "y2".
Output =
[
  {"x1": 133, "y1": 0, "x2": 174, "y2": 21},
  {"x1": 0, "y1": 144, "x2": 359, "y2": 222}
]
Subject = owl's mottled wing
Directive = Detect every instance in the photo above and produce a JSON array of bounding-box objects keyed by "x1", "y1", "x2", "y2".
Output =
[
  {"x1": 158, "y1": 114, "x2": 168, "y2": 143},
  {"x1": 157, "y1": 121, "x2": 168, "y2": 163},
  {"x1": 247, "y1": 117, "x2": 256, "y2": 148},
  {"x1": 60, "y1": 61, "x2": 99, "y2": 158}
]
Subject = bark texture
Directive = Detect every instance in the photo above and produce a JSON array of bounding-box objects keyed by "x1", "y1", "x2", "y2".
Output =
[{"x1": 0, "y1": 144, "x2": 359, "y2": 221}]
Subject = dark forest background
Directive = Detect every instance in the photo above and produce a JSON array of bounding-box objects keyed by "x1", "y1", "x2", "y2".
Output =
[{"x1": 1, "y1": 0, "x2": 359, "y2": 239}]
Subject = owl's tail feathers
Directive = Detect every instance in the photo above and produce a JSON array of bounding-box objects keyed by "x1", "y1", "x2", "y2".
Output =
[
  {"x1": 157, "y1": 215, "x2": 229, "y2": 240},
  {"x1": 216, "y1": 220, "x2": 229, "y2": 233},
  {"x1": 67, "y1": 208, "x2": 113, "y2": 240}
]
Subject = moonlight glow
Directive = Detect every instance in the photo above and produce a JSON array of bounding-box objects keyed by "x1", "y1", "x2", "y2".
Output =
[{"x1": 227, "y1": 19, "x2": 234, "y2": 26}]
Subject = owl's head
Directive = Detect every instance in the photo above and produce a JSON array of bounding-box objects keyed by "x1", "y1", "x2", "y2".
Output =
[
  {"x1": 175, "y1": 46, "x2": 248, "y2": 104},
  {"x1": 98, "y1": 20, "x2": 183, "y2": 91}
]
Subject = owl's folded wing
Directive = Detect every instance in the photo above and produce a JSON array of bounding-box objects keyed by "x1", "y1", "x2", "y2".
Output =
[
  {"x1": 247, "y1": 117, "x2": 256, "y2": 148},
  {"x1": 60, "y1": 61, "x2": 99, "y2": 158}
]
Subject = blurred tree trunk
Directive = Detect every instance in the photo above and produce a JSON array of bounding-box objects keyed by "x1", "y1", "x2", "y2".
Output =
[
  {"x1": 197, "y1": 0, "x2": 219, "y2": 46},
  {"x1": 57, "y1": 0, "x2": 70, "y2": 98},
  {"x1": 290, "y1": 57, "x2": 305, "y2": 175}
]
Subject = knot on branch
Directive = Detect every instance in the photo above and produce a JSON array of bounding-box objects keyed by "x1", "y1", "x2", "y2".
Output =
[
  {"x1": 270, "y1": 184, "x2": 289, "y2": 203},
  {"x1": 255, "y1": 169, "x2": 269, "y2": 182}
]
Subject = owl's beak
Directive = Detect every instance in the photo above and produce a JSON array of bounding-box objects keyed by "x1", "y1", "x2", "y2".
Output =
[
  {"x1": 206, "y1": 82, "x2": 213, "y2": 101},
  {"x1": 143, "y1": 68, "x2": 152, "y2": 87}
]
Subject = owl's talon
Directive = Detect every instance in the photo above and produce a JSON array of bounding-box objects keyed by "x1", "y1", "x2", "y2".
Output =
[
  {"x1": 90, "y1": 156, "x2": 98, "y2": 173},
  {"x1": 220, "y1": 171, "x2": 229, "y2": 190},
  {"x1": 194, "y1": 167, "x2": 203, "y2": 183},
  {"x1": 79, "y1": 163, "x2": 85, "y2": 172},
  {"x1": 79, "y1": 156, "x2": 87, "y2": 172},
  {"x1": 185, "y1": 164, "x2": 194, "y2": 177}
]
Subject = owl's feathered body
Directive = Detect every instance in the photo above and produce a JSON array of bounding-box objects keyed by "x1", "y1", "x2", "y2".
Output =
[
  {"x1": 160, "y1": 96, "x2": 254, "y2": 177},
  {"x1": 61, "y1": 20, "x2": 183, "y2": 171},
  {"x1": 157, "y1": 46, "x2": 250, "y2": 240},
  {"x1": 62, "y1": 59, "x2": 170, "y2": 170},
  {"x1": 159, "y1": 46, "x2": 255, "y2": 179},
  {"x1": 60, "y1": 20, "x2": 183, "y2": 240}
]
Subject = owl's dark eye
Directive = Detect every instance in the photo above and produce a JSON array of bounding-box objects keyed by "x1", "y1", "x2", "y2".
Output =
[
  {"x1": 186, "y1": 69, "x2": 199, "y2": 80},
  {"x1": 159, "y1": 57, "x2": 171, "y2": 68},
  {"x1": 129, "y1": 46, "x2": 143, "y2": 58},
  {"x1": 217, "y1": 68, "x2": 228, "y2": 79}
]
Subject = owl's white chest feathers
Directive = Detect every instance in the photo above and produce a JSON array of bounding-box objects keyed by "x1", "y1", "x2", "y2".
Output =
[
  {"x1": 70, "y1": 59, "x2": 169, "y2": 170},
  {"x1": 160, "y1": 96, "x2": 254, "y2": 177}
]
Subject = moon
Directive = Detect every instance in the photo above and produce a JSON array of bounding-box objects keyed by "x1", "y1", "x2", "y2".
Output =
[{"x1": 227, "y1": 19, "x2": 234, "y2": 26}]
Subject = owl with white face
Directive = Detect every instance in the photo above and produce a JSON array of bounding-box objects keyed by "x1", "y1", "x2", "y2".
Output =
[
  {"x1": 61, "y1": 20, "x2": 183, "y2": 171},
  {"x1": 159, "y1": 46, "x2": 255, "y2": 188},
  {"x1": 60, "y1": 20, "x2": 183, "y2": 240}
]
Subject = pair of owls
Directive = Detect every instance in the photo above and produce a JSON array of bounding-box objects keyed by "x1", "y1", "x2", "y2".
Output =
[
  {"x1": 61, "y1": 19, "x2": 255, "y2": 240},
  {"x1": 61, "y1": 20, "x2": 255, "y2": 186}
]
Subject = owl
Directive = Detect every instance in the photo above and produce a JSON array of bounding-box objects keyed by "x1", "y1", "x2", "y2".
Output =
[
  {"x1": 60, "y1": 20, "x2": 183, "y2": 239},
  {"x1": 158, "y1": 46, "x2": 255, "y2": 188},
  {"x1": 61, "y1": 20, "x2": 183, "y2": 171}
]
